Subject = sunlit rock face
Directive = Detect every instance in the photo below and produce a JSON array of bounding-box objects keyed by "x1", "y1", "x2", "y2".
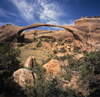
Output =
[
  {"x1": 13, "y1": 68, "x2": 36, "y2": 89},
  {"x1": 42, "y1": 59, "x2": 66, "y2": 76}
]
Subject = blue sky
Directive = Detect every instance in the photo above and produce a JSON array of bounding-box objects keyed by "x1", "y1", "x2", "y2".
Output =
[{"x1": 0, "y1": 0, "x2": 100, "y2": 30}]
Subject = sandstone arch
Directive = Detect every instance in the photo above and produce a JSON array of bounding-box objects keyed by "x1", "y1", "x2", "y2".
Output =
[
  {"x1": 0, "y1": 23, "x2": 84, "y2": 44},
  {"x1": 1, "y1": 17, "x2": 100, "y2": 51}
]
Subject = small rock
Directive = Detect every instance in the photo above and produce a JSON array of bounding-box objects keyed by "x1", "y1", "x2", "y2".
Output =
[{"x1": 24, "y1": 56, "x2": 36, "y2": 68}]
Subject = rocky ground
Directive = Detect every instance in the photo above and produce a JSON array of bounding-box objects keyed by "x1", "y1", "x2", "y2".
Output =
[{"x1": 14, "y1": 36, "x2": 86, "y2": 95}]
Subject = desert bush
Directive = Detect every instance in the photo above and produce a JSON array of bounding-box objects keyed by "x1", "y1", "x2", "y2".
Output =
[
  {"x1": 30, "y1": 48, "x2": 36, "y2": 50},
  {"x1": 24, "y1": 76, "x2": 82, "y2": 97},
  {"x1": 44, "y1": 38, "x2": 50, "y2": 43},
  {"x1": 0, "y1": 44, "x2": 22, "y2": 95},
  {"x1": 24, "y1": 46, "x2": 28, "y2": 49},
  {"x1": 18, "y1": 42, "x2": 24, "y2": 47},
  {"x1": 53, "y1": 50, "x2": 57, "y2": 54},
  {"x1": 43, "y1": 57, "x2": 51, "y2": 64},
  {"x1": 82, "y1": 50, "x2": 88, "y2": 54},
  {"x1": 68, "y1": 58, "x2": 81, "y2": 71},
  {"x1": 49, "y1": 31, "x2": 52, "y2": 33},
  {"x1": 52, "y1": 38, "x2": 56, "y2": 43},
  {"x1": 58, "y1": 48, "x2": 66, "y2": 53},
  {"x1": 32, "y1": 38, "x2": 37, "y2": 42},
  {"x1": 58, "y1": 38, "x2": 62, "y2": 42},
  {"x1": 79, "y1": 50, "x2": 100, "y2": 96},
  {"x1": 54, "y1": 54, "x2": 73, "y2": 61},
  {"x1": 32, "y1": 62, "x2": 46, "y2": 79},
  {"x1": 60, "y1": 43, "x2": 64, "y2": 45},
  {"x1": 65, "y1": 40, "x2": 73, "y2": 44},
  {"x1": 36, "y1": 40, "x2": 42, "y2": 47},
  {"x1": 64, "y1": 71, "x2": 72, "y2": 81},
  {"x1": 24, "y1": 38, "x2": 32, "y2": 43},
  {"x1": 60, "y1": 71, "x2": 72, "y2": 81}
]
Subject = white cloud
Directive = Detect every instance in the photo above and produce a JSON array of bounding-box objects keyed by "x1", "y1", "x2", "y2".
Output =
[
  {"x1": 10, "y1": 0, "x2": 70, "y2": 27},
  {"x1": 10, "y1": 0, "x2": 35, "y2": 22},
  {"x1": 0, "y1": 8, "x2": 17, "y2": 18},
  {"x1": 68, "y1": 20, "x2": 75, "y2": 25},
  {"x1": 38, "y1": 0, "x2": 65, "y2": 25},
  {"x1": 0, "y1": 8, "x2": 10, "y2": 17}
]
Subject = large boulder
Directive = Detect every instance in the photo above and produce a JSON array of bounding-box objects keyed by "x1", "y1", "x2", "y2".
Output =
[
  {"x1": 42, "y1": 59, "x2": 66, "y2": 76},
  {"x1": 13, "y1": 68, "x2": 36, "y2": 89},
  {"x1": 24, "y1": 56, "x2": 36, "y2": 68}
]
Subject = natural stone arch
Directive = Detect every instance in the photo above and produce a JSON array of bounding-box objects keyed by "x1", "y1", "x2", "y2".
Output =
[
  {"x1": 18, "y1": 23, "x2": 84, "y2": 43},
  {"x1": 0, "y1": 23, "x2": 85, "y2": 47}
]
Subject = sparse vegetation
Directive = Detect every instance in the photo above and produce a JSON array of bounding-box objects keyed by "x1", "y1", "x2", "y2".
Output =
[
  {"x1": 65, "y1": 40, "x2": 73, "y2": 44},
  {"x1": 74, "y1": 47, "x2": 81, "y2": 54},
  {"x1": 52, "y1": 38, "x2": 56, "y2": 43},
  {"x1": 49, "y1": 31, "x2": 52, "y2": 33},
  {"x1": 60, "y1": 71, "x2": 72, "y2": 81},
  {"x1": 78, "y1": 50, "x2": 100, "y2": 96},
  {"x1": 0, "y1": 44, "x2": 22, "y2": 96},
  {"x1": 64, "y1": 71, "x2": 72, "y2": 81},
  {"x1": 18, "y1": 42, "x2": 24, "y2": 47},
  {"x1": 58, "y1": 38, "x2": 62, "y2": 42},
  {"x1": 30, "y1": 47, "x2": 36, "y2": 50},
  {"x1": 53, "y1": 50, "x2": 57, "y2": 54},
  {"x1": 24, "y1": 38, "x2": 32, "y2": 43},
  {"x1": 36, "y1": 40, "x2": 42, "y2": 47},
  {"x1": 44, "y1": 38, "x2": 50, "y2": 43},
  {"x1": 58, "y1": 48, "x2": 66, "y2": 53},
  {"x1": 54, "y1": 54, "x2": 73, "y2": 61},
  {"x1": 24, "y1": 63, "x2": 82, "y2": 97}
]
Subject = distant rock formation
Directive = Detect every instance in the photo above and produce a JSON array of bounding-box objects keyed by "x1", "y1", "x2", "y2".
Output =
[{"x1": 1, "y1": 17, "x2": 100, "y2": 51}]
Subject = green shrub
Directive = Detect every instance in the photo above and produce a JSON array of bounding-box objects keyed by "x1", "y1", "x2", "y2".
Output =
[
  {"x1": 24, "y1": 46, "x2": 28, "y2": 49},
  {"x1": 44, "y1": 38, "x2": 49, "y2": 43},
  {"x1": 68, "y1": 58, "x2": 81, "y2": 71},
  {"x1": 53, "y1": 50, "x2": 57, "y2": 54},
  {"x1": 24, "y1": 77, "x2": 82, "y2": 97},
  {"x1": 65, "y1": 40, "x2": 73, "y2": 44},
  {"x1": 66, "y1": 54, "x2": 73, "y2": 59},
  {"x1": 0, "y1": 44, "x2": 22, "y2": 95},
  {"x1": 64, "y1": 71, "x2": 72, "y2": 81},
  {"x1": 43, "y1": 58, "x2": 51, "y2": 64},
  {"x1": 30, "y1": 48, "x2": 36, "y2": 50},
  {"x1": 32, "y1": 38, "x2": 37, "y2": 42},
  {"x1": 58, "y1": 38, "x2": 62, "y2": 42},
  {"x1": 18, "y1": 42, "x2": 24, "y2": 47},
  {"x1": 82, "y1": 50, "x2": 88, "y2": 54},
  {"x1": 52, "y1": 38, "x2": 56, "y2": 43},
  {"x1": 49, "y1": 31, "x2": 52, "y2": 33},
  {"x1": 73, "y1": 47, "x2": 81, "y2": 54},
  {"x1": 58, "y1": 49, "x2": 66, "y2": 53},
  {"x1": 79, "y1": 50, "x2": 100, "y2": 96},
  {"x1": 54, "y1": 54, "x2": 73, "y2": 61},
  {"x1": 60, "y1": 43, "x2": 64, "y2": 45},
  {"x1": 36, "y1": 41, "x2": 42, "y2": 47},
  {"x1": 24, "y1": 38, "x2": 32, "y2": 43},
  {"x1": 60, "y1": 71, "x2": 72, "y2": 81}
]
